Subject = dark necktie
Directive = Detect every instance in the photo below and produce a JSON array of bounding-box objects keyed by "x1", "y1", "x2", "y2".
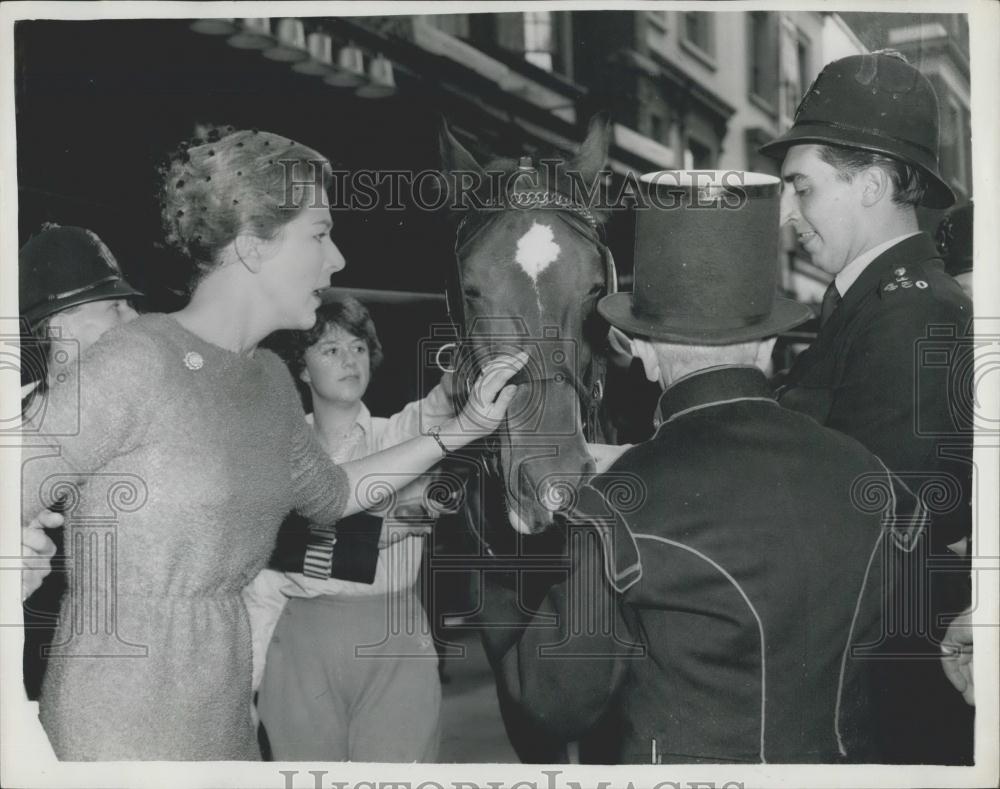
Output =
[{"x1": 820, "y1": 281, "x2": 842, "y2": 327}]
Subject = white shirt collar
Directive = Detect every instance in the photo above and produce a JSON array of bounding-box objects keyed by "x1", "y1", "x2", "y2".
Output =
[
  {"x1": 834, "y1": 232, "x2": 921, "y2": 297},
  {"x1": 305, "y1": 402, "x2": 372, "y2": 437},
  {"x1": 354, "y1": 402, "x2": 372, "y2": 436}
]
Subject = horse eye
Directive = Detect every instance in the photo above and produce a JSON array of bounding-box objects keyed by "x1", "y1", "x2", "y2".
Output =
[{"x1": 464, "y1": 287, "x2": 482, "y2": 299}]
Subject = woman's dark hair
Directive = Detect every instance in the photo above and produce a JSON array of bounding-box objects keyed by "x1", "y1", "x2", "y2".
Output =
[
  {"x1": 816, "y1": 144, "x2": 927, "y2": 207},
  {"x1": 275, "y1": 296, "x2": 384, "y2": 383},
  {"x1": 159, "y1": 128, "x2": 332, "y2": 290}
]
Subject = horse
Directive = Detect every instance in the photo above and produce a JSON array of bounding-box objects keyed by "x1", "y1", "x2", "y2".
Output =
[
  {"x1": 436, "y1": 116, "x2": 626, "y2": 762},
  {"x1": 437, "y1": 116, "x2": 619, "y2": 538}
]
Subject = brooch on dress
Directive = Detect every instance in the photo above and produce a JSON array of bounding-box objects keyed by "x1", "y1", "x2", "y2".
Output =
[{"x1": 183, "y1": 351, "x2": 204, "y2": 370}]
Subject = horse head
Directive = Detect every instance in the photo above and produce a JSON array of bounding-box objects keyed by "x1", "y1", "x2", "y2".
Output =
[{"x1": 440, "y1": 116, "x2": 615, "y2": 535}]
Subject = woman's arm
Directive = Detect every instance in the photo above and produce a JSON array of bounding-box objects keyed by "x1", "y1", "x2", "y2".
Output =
[
  {"x1": 372, "y1": 373, "x2": 457, "y2": 451},
  {"x1": 21, "y1": 325, "x2": 162, "y2": 526}
]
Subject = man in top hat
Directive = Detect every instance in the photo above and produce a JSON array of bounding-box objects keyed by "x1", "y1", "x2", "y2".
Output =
[
  {"x1": 478, "y1": 172, "x2": 917, "y2": 764},
  {"x1": 759, "y1": 51, "x2": 974, "y2": 763}
]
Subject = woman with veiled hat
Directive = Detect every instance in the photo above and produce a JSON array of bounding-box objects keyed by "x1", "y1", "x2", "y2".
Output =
[{"x1": 20, "y1": 129, "x2": 525, "y2": 761}]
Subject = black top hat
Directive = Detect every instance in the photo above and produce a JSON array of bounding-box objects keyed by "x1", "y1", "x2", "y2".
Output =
[
  {"x1": 759, "y1": 51, "x2": 955, "y2": 209},
  {"x1": 598, "y1": 171, "x2": 812, "y2": 345},
  {"x1": 936, "y1": 201, "x2": 973, "y2": 277},
  {"x1": 19, "y1": 224, "x2": 142, "y2": 326}
]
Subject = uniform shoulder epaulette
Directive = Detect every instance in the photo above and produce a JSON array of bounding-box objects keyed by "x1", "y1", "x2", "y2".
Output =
[{"x1": 880, "y1": 265, "x2": 930, "y2": 296}]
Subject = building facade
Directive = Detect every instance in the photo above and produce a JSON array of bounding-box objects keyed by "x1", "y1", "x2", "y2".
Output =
[{"x1": 16, "y1": 10, "x2": 971, "y2": 321}]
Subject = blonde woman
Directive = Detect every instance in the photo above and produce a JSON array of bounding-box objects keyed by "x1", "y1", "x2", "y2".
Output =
[{"x1": 21, "y1": 130, "x2": 523, "y2": 760}]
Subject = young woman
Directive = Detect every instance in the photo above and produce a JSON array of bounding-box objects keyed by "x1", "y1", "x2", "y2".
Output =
[
  {"x1": 20, "y1": 129, "x2": 523, "y2": 761},
  {"x1": 245, "y1": 297, "x2": 450, "y2": 761}
]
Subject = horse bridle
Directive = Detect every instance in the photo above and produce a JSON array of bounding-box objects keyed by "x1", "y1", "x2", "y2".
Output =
[{"x1": 442, "y1": 160, "x2": 619, "y2": 454}]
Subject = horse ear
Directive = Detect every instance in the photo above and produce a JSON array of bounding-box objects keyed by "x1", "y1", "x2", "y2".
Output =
[
  {"x1": 569, "y1": 113, "x2": 612, "y2": 183},
  {"x1": 439, "y1": 119, "x2": 488, "y2": 210},
  {"x1": 439, "y1": 119, "x2": 486, "y2": 180}
]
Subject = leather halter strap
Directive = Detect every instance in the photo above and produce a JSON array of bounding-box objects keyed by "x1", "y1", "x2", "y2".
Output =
[{"x1": 446, "y1": 188, "x2": 617, "y2": 447}]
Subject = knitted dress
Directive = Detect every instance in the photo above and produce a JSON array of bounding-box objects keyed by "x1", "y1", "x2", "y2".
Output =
[{"x1": 21, "y1": 314, "x2": 349, "y2": 760}]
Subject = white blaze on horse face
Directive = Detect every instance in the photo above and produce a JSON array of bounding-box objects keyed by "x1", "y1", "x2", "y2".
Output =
[{"x1": 514, "y1": 222, "x2": 561, "y2": 309}]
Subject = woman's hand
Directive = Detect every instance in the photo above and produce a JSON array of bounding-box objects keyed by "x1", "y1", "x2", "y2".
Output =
[
  {"x1": 338, "y1": 352, "x2": 527, "y2": 519},
  {"x1": 439, "y1": 350, "x2": 529, "y2": 450},
  {"x1": 21, "y1": 509, "x2": 63, "y2": 601},
  {"x1": 941, "y1": 608, "x2": 974, "y2": 706}
]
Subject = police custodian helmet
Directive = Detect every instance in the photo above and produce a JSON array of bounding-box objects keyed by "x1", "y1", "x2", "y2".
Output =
[
  {"x1": 760, "y1": 50, "x2": 955, "y2": 209},
  {"x1": 19, "y1": 224, "x2": 142, "y2": 326}
]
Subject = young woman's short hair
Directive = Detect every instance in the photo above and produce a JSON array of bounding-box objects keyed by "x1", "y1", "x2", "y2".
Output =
[
  {"x1": 159, "y1": 128, "x2": 332, "y2": 289},
  {"x1": 277, "y1": 296, "x2": 384, "y2": 383}
]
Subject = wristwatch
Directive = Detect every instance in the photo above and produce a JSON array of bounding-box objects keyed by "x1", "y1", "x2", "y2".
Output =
[{"x1": 427, "y1": 424, "x2": 451, "y2": 457}]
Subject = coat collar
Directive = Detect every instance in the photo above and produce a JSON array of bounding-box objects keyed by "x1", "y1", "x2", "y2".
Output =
[
  {"x1": 586, "y1": 365, "x2": 775, "y2": 595},
  {"x1": 834, "y1": 232, "x2": 921, "y2": 297},
  {"x1": 839, "y1": 232, "x2": 941, "y2": 313},
  {"x1": 570, "y1": 483, "x2": 643, "y2": 594},
  {"x1": 656, "y1": 365, "x2": 775, "y2": 427}
]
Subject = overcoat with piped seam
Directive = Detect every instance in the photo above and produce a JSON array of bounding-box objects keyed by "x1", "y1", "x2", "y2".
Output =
[{"x1": 479, "y1": 366, "x2": 914, "y2": 764}]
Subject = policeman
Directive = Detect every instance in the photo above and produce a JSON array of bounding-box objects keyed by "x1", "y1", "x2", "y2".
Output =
[
  {"x1": 479, "y1": 172, "x2": 915, "y2": 764},
  {"x1": 20, "y1": 223, "x2": 142, "y2": 405},
  {"x1": 19, "y1": 224, "x2": 142, "y2": 701},
  {"x1": 759, "y1": 51, "x2": 974, "y2": 763}
]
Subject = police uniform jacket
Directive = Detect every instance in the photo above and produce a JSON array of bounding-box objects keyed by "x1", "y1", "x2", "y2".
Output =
[
  {"x1": 480, "y1": 366, "x2": 914, "y2": 764},
  {"x1": 779, "y1": 233, "x2": 972, "y2": 548}
]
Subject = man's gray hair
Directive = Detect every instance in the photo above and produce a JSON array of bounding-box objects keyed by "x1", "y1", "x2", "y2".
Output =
[{"x1": 654, "y1": 340, "x2": 761, "y2": 372}]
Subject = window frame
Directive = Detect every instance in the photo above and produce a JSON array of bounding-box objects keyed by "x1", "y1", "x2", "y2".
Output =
[
  {"x1": 747, "y1": 11, "x2": 778, "y2": 115},
  {"x1": 680, "y1": 12, "x2": 717, "y2": 70}
]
